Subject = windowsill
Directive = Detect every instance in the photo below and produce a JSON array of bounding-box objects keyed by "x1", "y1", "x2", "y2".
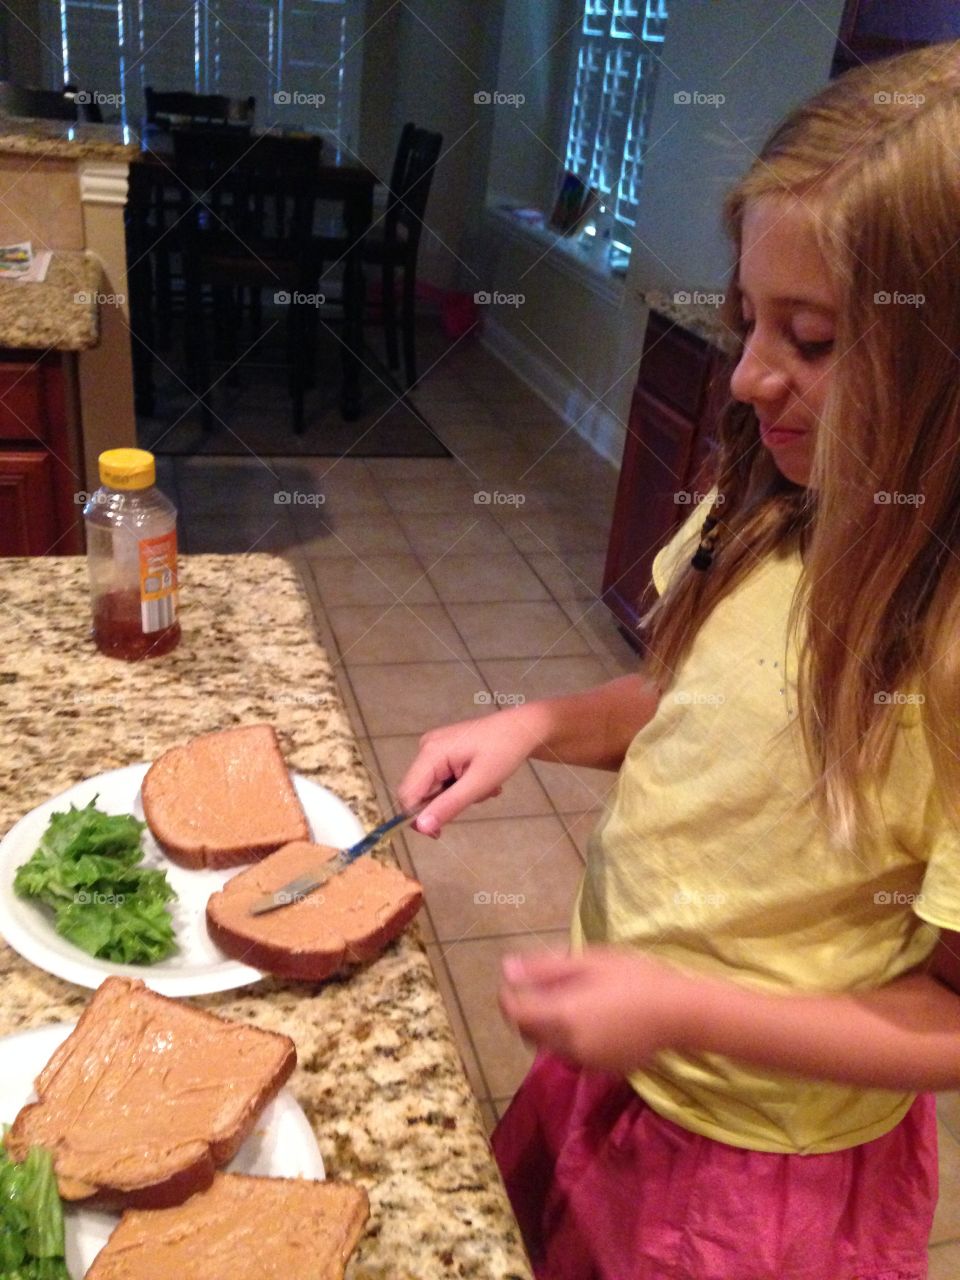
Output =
[{"x1": 485, "y1": 202, "x2": 626, "y2": 306}]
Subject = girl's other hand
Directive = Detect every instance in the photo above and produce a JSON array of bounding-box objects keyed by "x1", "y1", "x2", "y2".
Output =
[
  {"x1": 499, "y1": 947, "x2": 694, "y2": 1074},
  {"x1": 396, "y1": 710, "x2": 544, "y2": 838}
]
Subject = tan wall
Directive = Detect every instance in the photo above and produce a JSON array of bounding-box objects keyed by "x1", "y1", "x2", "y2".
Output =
[
  {"x1": 0, "y1": 157, "x2": 84, "y2": 249},
  {"x1": 481, "y1": 225, "x2": 646, "y2": 460},
  {"x1": 357, "y1": 0, "x2": 403, "y2": 185},
  {"x1": 357, "y1": 0, "x2": 505, "y2": 292},
  {"x1": 486, "y1": 0, "x2": 574, "y2": 211},
  {"x1": 629, "y1": 0, "x2": 848, "y2": 291}
]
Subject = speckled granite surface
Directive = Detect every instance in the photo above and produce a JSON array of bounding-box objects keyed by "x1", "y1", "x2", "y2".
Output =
[
  {"x1": 0, "y1": 554, "x2": 532, "y2": 1280},
  {"x1": 0, "y1": 118, "x2": 136, "y2": 162},
  {"x1": 0, "y1": 252, "x2": 101, "y2": 350},
  {"x1": 641, "y1": 288, "x2": 735, "y2": 351}
]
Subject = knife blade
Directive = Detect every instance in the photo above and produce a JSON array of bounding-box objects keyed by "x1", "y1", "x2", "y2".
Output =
[{"x1": 248, "y1": 779, "x2": 452, "y2": 916}]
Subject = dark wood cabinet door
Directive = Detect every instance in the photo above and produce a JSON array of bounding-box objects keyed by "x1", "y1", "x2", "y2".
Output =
[
  {"x1": 0, "y1": 451, "x2": 59, "y2": 555},
  {"x1": 602, "y1": 311, "x2": 728, "y2": 648},
  {"x1": 0, "y1": 350, "x2": 83, "y2": 555},
  {"x1": 603, "y1": 388, "x2": 699, "y2": 639}
]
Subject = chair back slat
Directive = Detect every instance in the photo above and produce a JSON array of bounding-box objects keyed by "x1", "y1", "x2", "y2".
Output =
[
  {"x1": 386, "y1": 123, "x2": 443, "y2": 251},
  {"x1": 172, "y1": 128, "x2": 323, "y2": 247}
]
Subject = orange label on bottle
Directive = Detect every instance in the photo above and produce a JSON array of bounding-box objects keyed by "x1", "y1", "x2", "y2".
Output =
[{"x1": 138, "y1": 531, "x2": 178, "y2": 632}]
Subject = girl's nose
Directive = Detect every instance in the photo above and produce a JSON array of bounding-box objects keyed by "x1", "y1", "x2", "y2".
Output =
[{"x1": 730, "y1": 340, "x2": 788, "y2": 409}]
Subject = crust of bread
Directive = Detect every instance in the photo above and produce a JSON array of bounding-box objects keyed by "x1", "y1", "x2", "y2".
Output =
[
  {"x1": 5, "y1": 977, "x2": 296, "y2": 1210},
  {"x1": 206, "y1": 841, "x2": 423, "y2": 981},
  {"x1": 85, "y1": 1172, "x2": 370, "y2": 1280},
  {"x1": 141, "y1": 724, "x2": 310, "y2": 869}
]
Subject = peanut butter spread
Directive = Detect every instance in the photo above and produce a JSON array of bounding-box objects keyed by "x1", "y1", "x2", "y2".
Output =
[
  {"x1": 86, "y1": 1172, "x2": 370, "y2": 1280},
  {"x1": 210, "y1": 842, "x2": 421, "y2": 953},
  {"x1": 142, "y1": 725, "x2": 309, "y2": 852},
  {"x1": 8, "y1": 977, "x2": 294, "y2": 1198}
]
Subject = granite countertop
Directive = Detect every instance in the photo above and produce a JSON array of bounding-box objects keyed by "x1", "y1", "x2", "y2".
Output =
[
  {"x1": 0, "y1": 117, "x2": 137, "y2": 163},
  {"x1": 0, "y1": 554, "x2": 532, "y2": 1280},
  {"x1": 0, "y1": 252, "x2": 102, "y2": 350},
  {"x1": 640, "y1": 288, "x2": 736, "y2": 352}
]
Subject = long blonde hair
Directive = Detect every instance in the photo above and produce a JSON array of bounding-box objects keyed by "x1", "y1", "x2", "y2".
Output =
[{"x1": 640, "y1": 41, "x2": 960, "y2": 849}]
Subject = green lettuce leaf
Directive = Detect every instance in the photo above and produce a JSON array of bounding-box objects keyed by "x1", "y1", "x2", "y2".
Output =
[
  {"x1": 13, "y1": 799, "x2": 178, "y2": 965},
  {"x1": 0, "y1": 1135, "x2": 71, "y2": 1279}
]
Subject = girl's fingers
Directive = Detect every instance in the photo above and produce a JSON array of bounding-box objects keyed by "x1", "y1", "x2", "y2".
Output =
[
  {"x1": 396, "y1": 759, "x2": 450, "y2": 813},
  {"x1": 500, "y1": 986, "x2": 569, "y2": 1058},
  {"x1": 413, "y1": 767, "x2": 509, "y2": 835},
  {"x1": 503, "y1": 949, "x2": 578, "y2": 988},
  {"x1": 499, "y1": 985, "x2": 544, "y2": 1036}
]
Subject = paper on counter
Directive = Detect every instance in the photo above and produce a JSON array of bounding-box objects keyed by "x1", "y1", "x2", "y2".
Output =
[
  {"x1": 0, "y1": 244, "x2": 52, "y2": 284},
  {"x1": 0, "y1": 242, "x2": 33, "y2": 276}
]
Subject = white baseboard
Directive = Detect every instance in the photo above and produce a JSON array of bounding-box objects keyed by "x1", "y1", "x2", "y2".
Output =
[{"x1": 480, "y1": 315, "x2": 624, "y2": 467}]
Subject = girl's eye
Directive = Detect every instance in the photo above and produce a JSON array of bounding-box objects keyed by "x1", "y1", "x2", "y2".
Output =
[{"x1": 795, "y1": 338, "x2": 834, "y2": 359}]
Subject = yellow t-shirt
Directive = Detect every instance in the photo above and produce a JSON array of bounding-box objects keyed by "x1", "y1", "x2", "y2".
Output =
[{"x1": 571, "y1": 498, "x2": 960, "y2": 1155}]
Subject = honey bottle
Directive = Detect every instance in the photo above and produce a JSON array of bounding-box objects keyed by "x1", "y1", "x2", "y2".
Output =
[{"x1": 83, "y1": 448, "x2": 180, "y2": 660}]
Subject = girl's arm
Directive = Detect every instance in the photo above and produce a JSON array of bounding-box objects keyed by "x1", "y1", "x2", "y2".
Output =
[
  {"x1": 500, "y1": 940, "x2": 960, "y2": 1093},
  {"x1": 396, "y1": 674, "x2": 660, "y2": 835}
]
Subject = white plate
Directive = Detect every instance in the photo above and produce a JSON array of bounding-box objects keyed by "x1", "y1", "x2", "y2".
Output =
[
  {"x1": 0, "y1": 1021, "x2": 325, "y2": 1276},
  {"x1": 0, "y1": 764, "x2": 364, "y2": 997}
]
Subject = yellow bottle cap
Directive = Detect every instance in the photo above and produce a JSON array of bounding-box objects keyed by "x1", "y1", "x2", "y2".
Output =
[{"x1": 98, "y1": 448, "x2": 156, "y2": 490}]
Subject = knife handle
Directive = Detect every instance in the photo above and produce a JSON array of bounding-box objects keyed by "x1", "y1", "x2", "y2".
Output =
[{"x1": 341, "y1": 777, "x2": 455, "y2": 865}]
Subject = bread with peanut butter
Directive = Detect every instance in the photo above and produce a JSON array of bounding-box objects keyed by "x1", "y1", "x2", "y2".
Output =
[
  {"x1": 141, "y1": 724, "x2": 310, "y2": 869},
  {"x1": 206, "y1": 840, "x2": 423, "y2": 980},
  {"x1": 4, "y1": 976, "x2": 296, "y2": 1209},
  {"x1": 86, "y1": 1172, "x2": 369, "y2": 1280}
]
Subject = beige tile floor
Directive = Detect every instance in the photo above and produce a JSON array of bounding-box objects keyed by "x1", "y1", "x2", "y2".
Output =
[{"x1": 168, "y1": 327, "x2": 960, "y2": 1267}]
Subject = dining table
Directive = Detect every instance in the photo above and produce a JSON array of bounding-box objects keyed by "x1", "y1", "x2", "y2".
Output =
[{"x1": 126, "y1": 124, "x2": 377, "y2": 422}]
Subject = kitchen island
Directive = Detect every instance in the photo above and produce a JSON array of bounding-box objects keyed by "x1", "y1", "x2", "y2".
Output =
[{"x1": 0, "y1": 552, "x2": 532, "y2": 1280}]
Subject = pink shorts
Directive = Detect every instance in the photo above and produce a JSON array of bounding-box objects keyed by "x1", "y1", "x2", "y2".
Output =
[{"x1": 492, "y1": 1051, "x2": 939, "y2": 1280}]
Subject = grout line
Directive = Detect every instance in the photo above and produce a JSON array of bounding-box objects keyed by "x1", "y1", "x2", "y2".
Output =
[
  {"x1": 428, "y1": 927, "x2": 577, "y2": 947},
  {"x1": 424, "y1": 941, "x2": 497, "y2": 1104}
]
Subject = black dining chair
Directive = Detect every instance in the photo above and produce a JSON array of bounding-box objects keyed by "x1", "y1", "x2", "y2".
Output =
[
  {"x1": 144, "y1": 87, "x2": 255, "y2": 131},
  {"x1": 172, "y1": 128, "x2": 324, "y2": 432},
  {"x1": 143, "y1": 90, "x2": 257, "y2": 346},
  {"x1": 0, "y1": 82, "x2": 103, "y2": 123},
  {"x1": 316, "y1": 123, "x2": 442, "y2": 390},
  {"x1": 364, "y1": 122, "x2": 443, "y2": 388}
]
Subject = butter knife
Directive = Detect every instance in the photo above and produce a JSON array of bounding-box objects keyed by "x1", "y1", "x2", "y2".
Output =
[{"x1": 248, "y1": 780, "x2": 451, "y2": 916}]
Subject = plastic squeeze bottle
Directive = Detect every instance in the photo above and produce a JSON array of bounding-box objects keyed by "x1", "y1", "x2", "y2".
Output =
[{"x1": 83, "y1": 448, "x2": 180, "y2": 659}]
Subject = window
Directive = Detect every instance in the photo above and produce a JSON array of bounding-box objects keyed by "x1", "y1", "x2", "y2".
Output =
[
  {"x1": 563, "y1": 0, "x2": 670, "y2": 269},
  {"x1": 42, "y1": 0, "x2": 364, "y2": 150}
]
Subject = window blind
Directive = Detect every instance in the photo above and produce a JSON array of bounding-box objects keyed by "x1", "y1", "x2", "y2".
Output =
[{"x1": 43, "y1": 0, "x2": 362, "y2": 149}]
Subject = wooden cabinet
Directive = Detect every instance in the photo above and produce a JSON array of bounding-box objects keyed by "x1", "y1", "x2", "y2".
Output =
[
  {"x1": 0, "y1": 350, "x2": 84, "y2": 555},
  {"x1": 602, "y1": 311, "x2": 726, "y2": 649}
]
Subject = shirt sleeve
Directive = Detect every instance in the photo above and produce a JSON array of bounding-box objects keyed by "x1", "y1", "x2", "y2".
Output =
[
  {"x1": 914, "y1": 788, "x2": 960, "y2": 933},
  {"x1": 650, "y1": 492, "x2": 718, "y2": 596}
]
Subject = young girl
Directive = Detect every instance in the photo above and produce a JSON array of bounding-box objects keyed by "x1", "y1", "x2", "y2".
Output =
[{"x1": 397, "y1": 42, "x2": 960, "y2": 1280}]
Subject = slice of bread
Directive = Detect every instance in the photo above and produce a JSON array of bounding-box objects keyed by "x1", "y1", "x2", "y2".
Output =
[
  {"x1": 141, "y1": 724, "x2": 310, "y2": 869},
  {"x1": 4, "y1": 976, "x2": 296, "y2": 1210},
  {"x1": 206, "y1": 840, "x2": 423, "y2": 981},
  {"x1": 85, "y1": 1172, "x2": 369, "y2": 1280}
]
